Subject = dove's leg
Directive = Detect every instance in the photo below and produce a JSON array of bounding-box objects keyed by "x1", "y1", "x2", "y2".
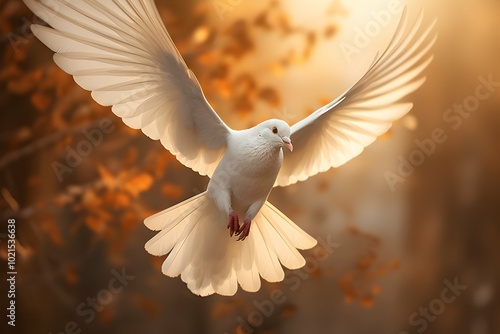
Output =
[
  {"x1": 236, "y1": 200, "x2": 264, "y2": 241},
  {"x1": 207, "y1": 185, "x2": 240, "y2": 237}
]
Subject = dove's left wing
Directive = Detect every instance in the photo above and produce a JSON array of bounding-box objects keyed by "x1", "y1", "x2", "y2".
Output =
[
  {"x1": 275, "y1": 8, "x2": 437, "y2": 187},
  {"x1": 24, "y1": 0, "x2": 231, "y2": 177}
]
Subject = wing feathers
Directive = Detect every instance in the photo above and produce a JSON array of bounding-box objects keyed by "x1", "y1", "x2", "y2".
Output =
[
  {"x1": 25, "y1": 0, "x2": 231, "y2": 177},
  {"x1": 275, "y1": 7, "x2": 436, "y2": 187}
]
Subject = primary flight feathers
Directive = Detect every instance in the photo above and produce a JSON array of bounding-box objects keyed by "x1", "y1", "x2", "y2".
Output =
[
  {"x1": 277, "y1": 8, "x2": 436, "y2": 186},
  {"x1": 24, "y1": 0, "x2": 436, "y2": 296},
  {"x1": 25, "y1": 0, "x2": 230, "y2": 177}
]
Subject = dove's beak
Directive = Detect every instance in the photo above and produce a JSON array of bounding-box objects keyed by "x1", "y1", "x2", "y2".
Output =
[{"x1": 282, "y1": 137, "x2": 293, "y2": 152}]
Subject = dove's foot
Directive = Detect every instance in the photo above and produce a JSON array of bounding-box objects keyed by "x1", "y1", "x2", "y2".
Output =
[
  {"x1": 236, "y1": 219, "x2": 251, "y2": 241},
  {"x1": 227, "y1": 211, "x2": 239, "y2": 237}
]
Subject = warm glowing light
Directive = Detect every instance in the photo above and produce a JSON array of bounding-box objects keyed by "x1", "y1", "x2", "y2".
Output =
[
  {"x1": 193, "y1": 26, "x2": 209, "y2": 43},
  {"x1": 402, "y1": 114, "x2": 419, "y2": 131}
]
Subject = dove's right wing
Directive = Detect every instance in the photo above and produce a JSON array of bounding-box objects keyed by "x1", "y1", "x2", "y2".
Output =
[
  {"x1": 24, "y1": 0, "x2": 231, "y2": 177},
  {"x1": 275, "y1": 8, "x2": 436, "y2": 187}
]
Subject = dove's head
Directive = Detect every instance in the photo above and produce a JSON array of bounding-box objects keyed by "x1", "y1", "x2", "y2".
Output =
[{"x1": 256, "y1": 119, "x2": 293, "y2": 152}]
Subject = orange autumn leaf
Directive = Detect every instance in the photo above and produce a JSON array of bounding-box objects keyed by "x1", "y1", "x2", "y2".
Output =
[
  {"x1": 85, "y1": 210, "x2": 111, "y2": 234},
  {"x1": 7, "y1": 68, "x2": 43, "y2": 94},
  {"x1": 309, "y1": 266, "x2": 323, "y2": 278},
  {"x1": 269, "y1": 62, "x2": 285, "y2": 76},
  {"x1": 198, "y1": 51, "x2": 219, "y2": 64},
  {"x1": 85, "y1": 216, "x2": 106, "y2": 234},
  {"x1": 281, "y1": 305, "x2": 297, "y2": 318},
  {"x1": 324, "y1": 24, "x2": 338, "y2": 38},
  {"x1": 114, "y1": 192, "x2": 132, "y2": 208},
  {"x1": 254, "y1": 12, "x2": 271, "y2": 30},
  {"x1": 27, "y1": 175, "x2": 41, "y2": 187},
  {"x1": 375, "y1": 259, "x2": 400, "y2": 277},
  {"x1": 357, "y1": 251, "x2": 377, "y2": 271},
  {"x1": 302, "y1": 31, "x2": 317, "y2": 59},
  {"x1": 41, "y1": 217, "x2": 63, "y2": 246},
  {"x1": 360, "y1": 296, "x2": 375, "y2": 308},
  {"x1": 120, "y1": 211, "x2": 138, "y2": 234},
  {"x1": 0, "y1": 64, "x2": 21, "y2": 81},
  {"x1": 149, "y1": 255, "x2": 164, "y2": 271},
  {"x1": 236, "y1": 326, "x2": 247, "y2": 334},
  {"x1": 161, "y1": 184, "x2": 183, "y2": 199},
  {"x1": 132, "y1": 295, "x2": 160, "y2": 316},
  {"x1": 211, "y1": 300, "x2": 241, "y2": 320},
  {"x1": 344, "y1": 294, "x2": 355, "y2": 304},
  {"x1": 316, "y1": 180, "x2": 329, "y2": 193},
  {"x1": 387, "y1": 259, "x2": 400, "y2": 269},
  {"x1": 64, "y1": 266, "x2": 79, "y2": 285},
  {"x1": 276, "y1": 13, "x2": 292, "y2": 34},
  {"x1": 67, "y1": 185, "x2": 84, "y2": 197},
  {"x1": 208, "y1": 63, "x2": 229, "y2": 80},
  {"x1": 215, "y1": 80, "x2": 231, "y2": 98},
  {"x1": 13, "y1": 127, "x2": 32, "y2": 143},
  {"x1": 97, "y1": 308, "x2": 115, "y2": 324},
  {"x1": 258, "y1": 87, "x2": 281, "y2": 107},
  {"x1": 318, "y1": 97, "x2": 332, "y2": 107},
  {"x1": 378, "y1": 129, "x2": 393, "y2": 140},
  {"x1": 371, "y1": 284, "x2": 382, "y2": 296},
  {"x1": 82, "y1": 189, "x2": 99, "y2": 208},
  {"x1": 123, "y1": 147, "x2": 138, "y2": 167},
  {"x1": 123, "y1": 172, "x2": 153, "y2": 197},
  {"x1": 121, "y1": 125, "x2": 141, "y2": 136},
  {"x1": 339, "y1": 272, "x2": 356, "y2": 304},
  {"x1": 348, "y1": 224, "x2": 380, "y2": 245},
  {"x1": 151, "y1": 152, "x2": 173, "y2": 178},
  {"x1": 97, "y1": 165, "x2": 116, "y2": 190}
]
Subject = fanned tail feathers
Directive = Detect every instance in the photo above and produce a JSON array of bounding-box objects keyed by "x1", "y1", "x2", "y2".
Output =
[{"x1": 144, "y1": 192, "x2": 317, "y2": 296}]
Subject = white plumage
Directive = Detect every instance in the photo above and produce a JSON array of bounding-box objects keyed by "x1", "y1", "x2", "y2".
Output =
[{"x1": 24, "y1": 0, "x2": 436, "y2": 296}]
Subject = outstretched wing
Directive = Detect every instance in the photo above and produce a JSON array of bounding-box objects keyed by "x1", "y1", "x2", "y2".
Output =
[
  {"x1": 24, "y1": 0, "x2": 231, "y2": 177},
  {"x1": 275, "y1": 7, "x2": 437, "y2": 187}
]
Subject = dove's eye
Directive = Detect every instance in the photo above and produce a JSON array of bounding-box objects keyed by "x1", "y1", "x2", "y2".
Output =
[{"x1": 272, "y1": 126, "x2": 278, "y2": 134}]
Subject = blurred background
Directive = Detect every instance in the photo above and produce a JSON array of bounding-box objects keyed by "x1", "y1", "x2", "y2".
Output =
[{"x1": 1, "y1": 0, "x2": 499, "y2": 333}]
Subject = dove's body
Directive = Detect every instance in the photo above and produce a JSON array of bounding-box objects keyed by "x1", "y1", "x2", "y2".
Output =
[
  {"x1": 209, "y1": 127, "x2": 284, "y2": 220},
  {"x1": 145, "y1": 120, "x2": 308, "y2": 296},
  {"x1": 24, "y1": 0, "x2": 436, "y2": 296},
  {"x1": 143, "y1": 123, "x2": 314, "y2": 296}
]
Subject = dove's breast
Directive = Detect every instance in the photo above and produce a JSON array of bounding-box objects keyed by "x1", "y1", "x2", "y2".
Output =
[{"x1": 208, "y1": 134, "x2": 283, "y2": 215}]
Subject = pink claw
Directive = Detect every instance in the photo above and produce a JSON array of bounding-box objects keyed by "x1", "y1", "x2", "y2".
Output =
[
  {"x1": 235, "y1": 219, "x2": 251, "y2": 241},
  {"x1": 227, "y1": 211, "x2": 239, "y2": 237}
]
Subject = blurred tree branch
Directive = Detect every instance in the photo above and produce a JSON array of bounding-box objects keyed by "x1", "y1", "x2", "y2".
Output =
[{"x1": 0, "y1": 118, "x2": 114, "y2": 169}]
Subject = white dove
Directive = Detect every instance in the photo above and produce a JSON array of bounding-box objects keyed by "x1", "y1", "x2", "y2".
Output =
[{"x1": 24, "y1": 0, "x2": 436, "y2": 296}]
